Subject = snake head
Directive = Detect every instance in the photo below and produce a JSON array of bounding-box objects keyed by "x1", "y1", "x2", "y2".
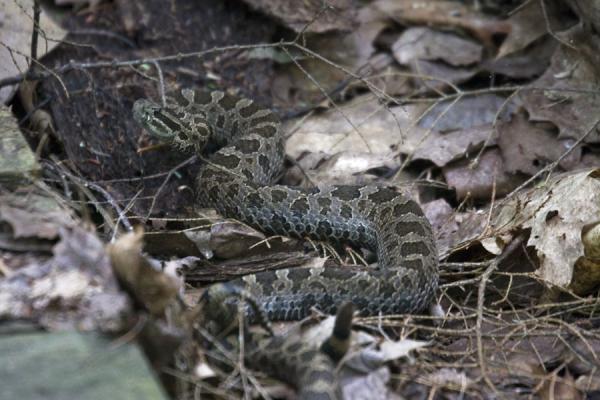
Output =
[
  {"x1": 133, "y1": 98, "x2": 209, "y2": 152},
  {"x1": 132, "y1": 99, "x2": 179, "y2": 140}
]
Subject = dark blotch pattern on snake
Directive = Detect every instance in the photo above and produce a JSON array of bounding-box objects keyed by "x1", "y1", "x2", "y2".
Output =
[{"x1": 133, "y1": 89, "x2": 438, "y2": 321}]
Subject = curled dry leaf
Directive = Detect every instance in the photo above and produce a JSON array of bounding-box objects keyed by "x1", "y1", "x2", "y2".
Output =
[
  {"x1": 491, "y1": 168, "x2": 600, "y2": 291},
  {"x1": 484, "y1": 37, "x2": 557, "y2": 79},
  {"x1": 496, "y1": 0, "x2": 550, "y2": 59},
  {"x1": 108, "y1": 228, "x2": 182, "y2": 316}
]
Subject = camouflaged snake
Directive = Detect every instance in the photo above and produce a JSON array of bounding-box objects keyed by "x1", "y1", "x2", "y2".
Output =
[{"x1": 133, "y1": 89, "x2": 438, "y2": 320}]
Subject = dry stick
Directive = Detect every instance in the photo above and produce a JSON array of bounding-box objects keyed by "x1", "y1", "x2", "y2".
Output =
[
  {"x1": 235, "y1": 305, "x2": 251, "y2": 400},
  {"x1": 70, "y1": 28, "x2": 136, "y2": 48},
  {"x1": 468, "y1": 88, "x2": 521, "y2": 169},
  {"x1": 0, "y1": 41, "x2": 296, "y2": 89},
  {"x1": 30, "y1": 0, "x2": 40, "y2": 65},
  {"x1": 150, "y1": 60, "x2": 166, "y2": 106},
  {"x1": 475, "y1": 235, "x2": 524, "y2": 395},
  {"x1": 394, "y1": 94, "x2": 463, "y2": 178},
  {"x1": 0, "y1": 42, "x2": 69, "y2": 97},
  {"x1": 546, "y1": 317, "x2": 599, "y2": 362},
  {"x1": 413, "y1": 59, "x2": 449, "y2": 98},
  {"x1": 291, "y1": 2, "x2": 332, "y2": 44},
  {"x1": 477, "y1": 172, "x2": 498, "y2": 240},
  {"x1": 111, "y1": 188, "x2": 143, "y2": 243},
  {"x1": 44, "y1": 159, "x2": 119, "y2": 232}
]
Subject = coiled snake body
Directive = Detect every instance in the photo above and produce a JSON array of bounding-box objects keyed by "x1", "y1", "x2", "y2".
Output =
[{"x1": 133, "y1": 89, "x2": 438, "y2": 397}]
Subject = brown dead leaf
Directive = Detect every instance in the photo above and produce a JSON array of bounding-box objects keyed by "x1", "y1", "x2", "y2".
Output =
[
  {"x1": 496, "y1": 0, "x2": 549, "y2": 59},
  {"x1": 284, "y1": 95, "x2": 413, "y2": 158},
  {"x1": 491, "y1": 168, "x2": 600, "y2": 289},
  {"x1": 422, "y1": 198, "x2": 456, "y2": 235},
  {"x1": 443, "y1": 148, "x2": 522, "y2": 201},
  {"x1": 423, "y1": 200, "x2": 487, "y2": 256},
  {"x1": 409, "y1": 59, "x2": 479, "y2": 92},
  {"x1": 362, "y1": 53, "x2": 413, "y2": 97},
  {"x1": 0, "y1": 227, "x2": 131, "y2": 331},
  {"x1": 390, "y1": 27, "x2": 483, "y2": 92},
  {"x1": 242, "y1": 0, "x2": 357, "y2": 33},
  {"x1": 583, "y1": 222, "x2": 600, "y2": 259},
  {"x1": 293, "y1": 152, "x2": 399, "y2": 188},
  {"x1": 341, "y1": 367, "x2": 389, "y2": 400},
  {"x1": 575, "y1": 374, "x2": 600, "y2": 392},
  {"x1": 392, "y1": 27, "x2": 483, "y2": 67},
  {"x1": 209, "y1": 220, "x2": 265, "y2": 259},
  {"x1": 520, "y1": 24, "x2": 600, "y2": 144},
  {"x1": 340, "y1": 337, "x2": 426, "y2": 400},
  {"x1": 484, "y1": 37, "x2": 557, "y2": 79},
  {"x1": 413, "y1": 125, "x2": 497, "y2": 167},
  {"x1": 372, "y1": 0, "x2": 510, "y2": 47},
  {"x1": 419, "y1": 94, "x2": 515, "y2": 133},
  {"x1": 285, "y1": 94, "x2": 504, "y2": 170},
  {"x1": 0, "y1": 193, "x2": 75, "y2": 240},
  {"x1": 538, "y1": 370, "x2": 584, "y2": 400},
  {"x1": 497, "y1": 112, "x2": 581, "y2": 175},
  {"x1": 272, "y1": 6, "x2": 387, "y2": 106}
]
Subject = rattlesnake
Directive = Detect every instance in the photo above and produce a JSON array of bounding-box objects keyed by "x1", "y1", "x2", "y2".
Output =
[{"x1": 133, "y1": 89, "x2": 438, "y2": 398}]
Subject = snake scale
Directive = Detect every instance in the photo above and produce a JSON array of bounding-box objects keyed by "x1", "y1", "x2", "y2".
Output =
[{"x1": 133, "y1": 89, "x2": 438, "y2": 398}]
